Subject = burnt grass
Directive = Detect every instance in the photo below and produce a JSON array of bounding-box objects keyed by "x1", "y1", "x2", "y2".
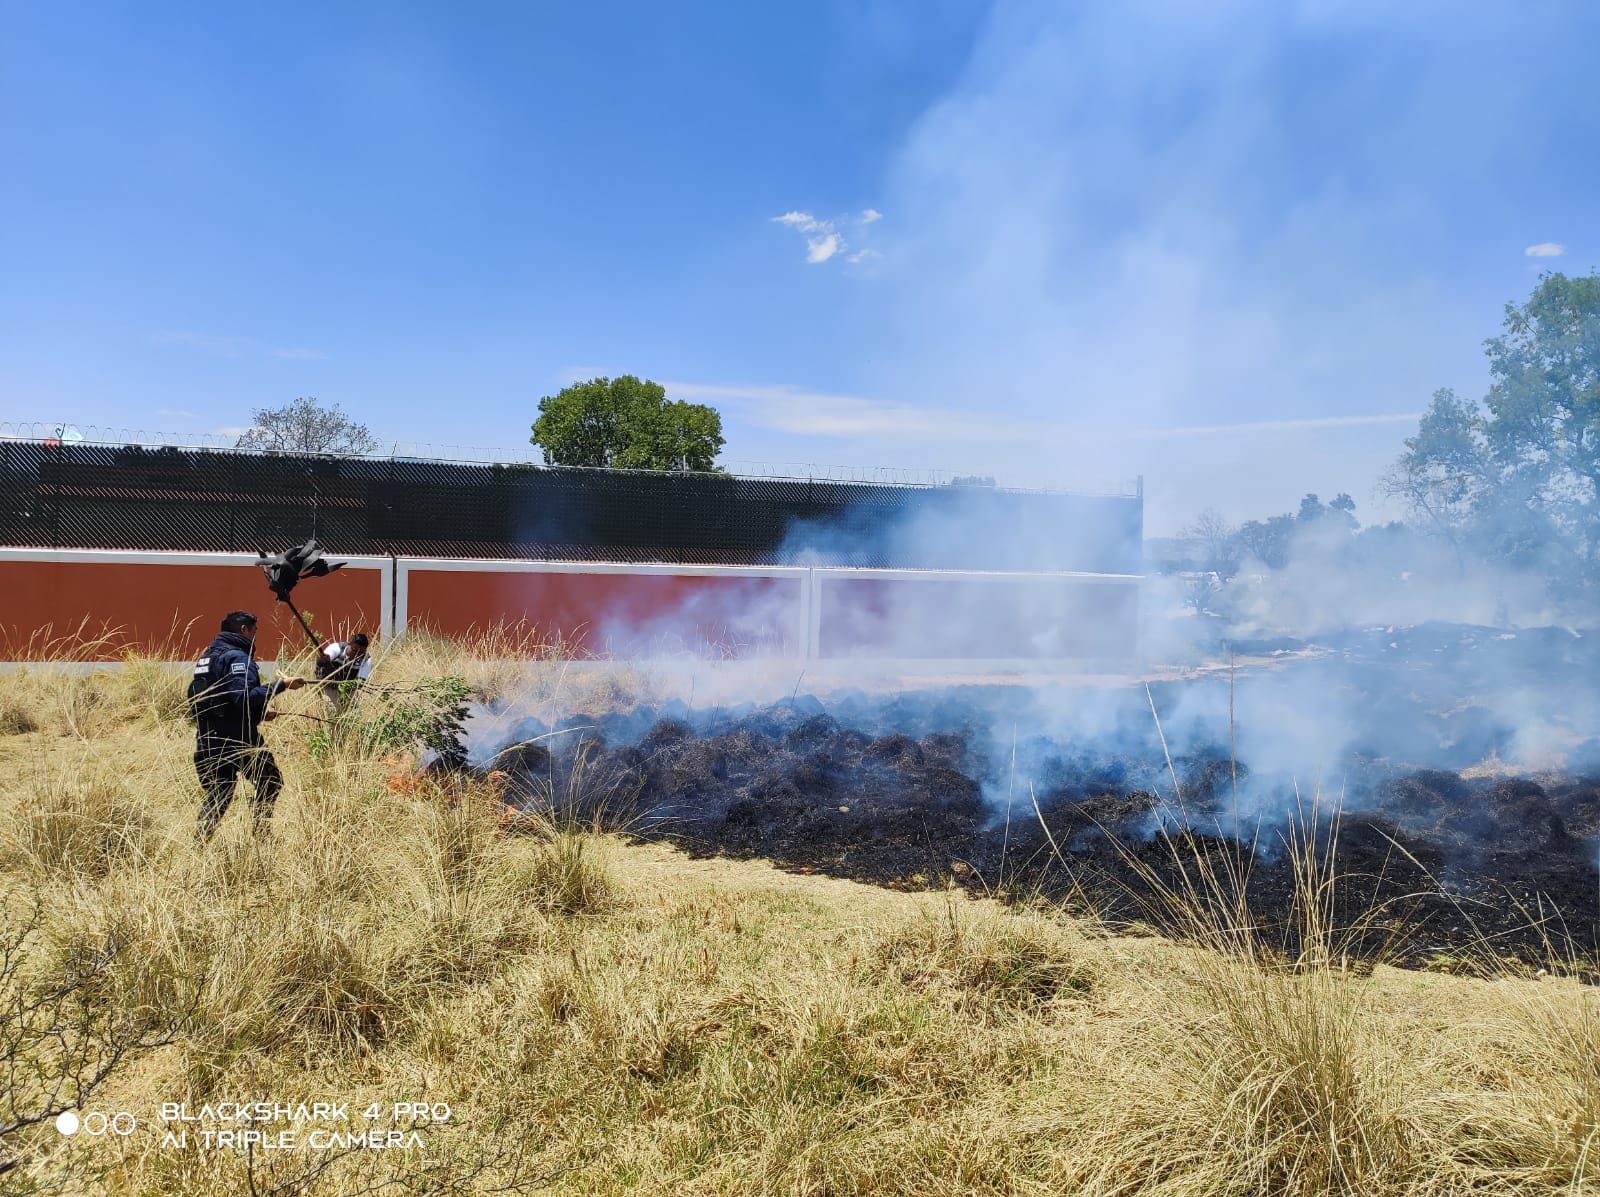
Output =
[{"x1": 483, "y1": 637, "x2": 1600, "y2": 973}]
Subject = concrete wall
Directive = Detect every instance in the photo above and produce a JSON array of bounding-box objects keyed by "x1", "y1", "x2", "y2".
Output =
[
  {"x1": 0, "y1": 549, "x2": 391, "y2": 660},
  {"x1": 0, "y1": 549, "x2": 1139, "y2": 664},
  {"x1": 396, "y1": 559, "x2": 809, "y2": 659}
]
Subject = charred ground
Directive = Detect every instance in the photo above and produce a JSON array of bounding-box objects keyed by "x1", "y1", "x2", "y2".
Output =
[{"x1": 482, "y1": 622, "x2": 1600, "y2": 971}]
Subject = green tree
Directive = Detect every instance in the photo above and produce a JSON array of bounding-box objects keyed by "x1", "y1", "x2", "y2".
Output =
[
  {"x1": 1389, "y1": 272, "x2": 1600, "y2": 579},
  {"x1": 1382, "y1": 388, "x2": 1488, "y2": 562},
  {"x1": 235, "y1": 396, "x2": 379, "y2": 457},
  {"x1": 530, "y1": 376, "x2": 724, "y2": 471},
  {"x1": 1483, "y1": 272, "x2": 1600, "y2": 560},
  {"x1": 1234, "y1": 513, "x2": 1295, "y2": 570}
]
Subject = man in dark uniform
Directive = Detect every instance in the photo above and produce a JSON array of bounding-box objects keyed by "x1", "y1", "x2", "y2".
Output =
[{"x1": 190, "y1": 611, "x2": 304, "y2": 843}]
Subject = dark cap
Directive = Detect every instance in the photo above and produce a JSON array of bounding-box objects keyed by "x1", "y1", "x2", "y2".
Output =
[
  {"x1": 221, "y1": 611, "x2": 259, "y2": 633},
  {"x1": 350, "y1": 633, "x2": 370, "y2": 647}
]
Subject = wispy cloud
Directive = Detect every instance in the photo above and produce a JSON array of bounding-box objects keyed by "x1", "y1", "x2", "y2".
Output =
[
  {"x1": 770, "y1": 209, "x2": 883, "y2": 265},
  {"x1": 667, "y1": 380, "x2": 1023, "y2": 442},
  {"x1": 1524, "y1": 242, "x2": 1566, "y2": 257},
  {"x1": 773, "y1": 211, "x2": 829, "y2": 233},
  {"x1": 152, "y1": 330, "x2": 328, "y2": 361},
  {"x1": 1115, "y1": 412, "x2": 1423, "y2": 441},
  {"x1": 669, "y1": 377, "x2": 1412, "y2": 448},
  {"x1": 155, "y1": 408, "x2": 196, "y2": 418}
]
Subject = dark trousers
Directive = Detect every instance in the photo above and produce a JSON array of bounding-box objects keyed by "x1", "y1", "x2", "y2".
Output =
[{"x1": 195, "y1": 737, "x2": 283, "y2": 842}]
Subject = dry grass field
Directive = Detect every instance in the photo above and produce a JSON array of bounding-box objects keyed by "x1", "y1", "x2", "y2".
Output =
[{"x1": 0, "y1": 636, "x2": 1596, "y2": 1195}]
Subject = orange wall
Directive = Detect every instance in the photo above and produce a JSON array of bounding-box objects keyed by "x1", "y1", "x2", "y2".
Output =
[
  {"x1": 405, "y1": 569, "x2": 802, "y2": 657},
  {"x1": 0, "y1": 559, "x2": 384, "y2": 660},
  {"x1": 1, "y1": 553, "x2": 1140, "y2": 663}
]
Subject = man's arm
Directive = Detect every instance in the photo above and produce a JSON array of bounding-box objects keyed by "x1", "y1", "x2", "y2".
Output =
[
  {"x1": 216, "y1": 655, "x2": 304, "y2": 727},
  {"x1": 247, "y1": 672, "x2": 305, "y2": 725}
]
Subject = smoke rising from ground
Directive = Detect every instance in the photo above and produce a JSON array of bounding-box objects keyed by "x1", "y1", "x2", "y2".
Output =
[
  {"x1": 792, "y1": 2, "x2": 1600, "y2": 532},
  {"x1": 479, "y1": 478, "x2": 1600, "y2": 849}
]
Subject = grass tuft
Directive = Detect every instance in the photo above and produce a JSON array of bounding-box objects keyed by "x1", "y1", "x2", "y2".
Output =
[{"x1": 867, "y1": 891, "x2": 1092, "y2": 1013}]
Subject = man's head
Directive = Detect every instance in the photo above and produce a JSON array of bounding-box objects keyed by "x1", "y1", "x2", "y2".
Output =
[
  {"x1": 350, "y1": 633, "x2": 370, "y2": 651},
  {"x1": 221, "y1": 611, "x2": 259, "y2": 641}
]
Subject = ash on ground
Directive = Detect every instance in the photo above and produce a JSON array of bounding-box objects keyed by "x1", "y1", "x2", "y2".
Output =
[{"x1": 480, "y1": 622, "x2": 1600, "y2": 971}]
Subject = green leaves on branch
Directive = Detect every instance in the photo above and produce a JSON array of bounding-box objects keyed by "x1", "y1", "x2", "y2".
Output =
[
  {"x1": 358, "y1": 676, "x2": 472, "y2": 769},
  {"x1": 1388, "y1": 271, "x2": 1600, "y2": 584},
  {"x1": 530, "y1": 375, "x2": 724, "y2": 472}
]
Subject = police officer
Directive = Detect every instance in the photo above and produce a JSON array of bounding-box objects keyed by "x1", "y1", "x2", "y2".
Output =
[
  {"x1": 315, "y1": 631, "x2": 371, "y2": 716},
  {"x1": 191, "y1": 611, "x2": 305, "y2": 843}
]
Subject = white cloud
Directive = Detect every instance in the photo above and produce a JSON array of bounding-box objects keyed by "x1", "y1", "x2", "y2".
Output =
[
  {"x1": 155, "y1": 408, "x2": 196, "y2": 418},
  {"x1": 1524, "y1": 241, "x2": 1566, "y2": 257},
  {"x1": 772, "y1": 208, "x2": 882, "y2": 264},
  {"x1": 773, "y1": 211, "x2": 829, "y2": 233},
  {"x1": 274, "y1": 347, "x2": 328, "y2": 361},
  {"x1": 806, "y1": 233, "x2": 844, "y2": 263}
]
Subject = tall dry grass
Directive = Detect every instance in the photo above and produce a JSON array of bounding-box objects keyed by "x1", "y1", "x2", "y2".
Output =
[{"x1": 0, "y1": 639, "x2": 1596, "y2": 1193}]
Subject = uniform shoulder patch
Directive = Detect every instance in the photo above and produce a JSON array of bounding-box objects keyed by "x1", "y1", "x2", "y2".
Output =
[{"x1": 230, "y1": 662, "x2": 248, "y2": 675}]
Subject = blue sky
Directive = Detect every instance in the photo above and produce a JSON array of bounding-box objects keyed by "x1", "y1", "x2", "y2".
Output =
[{"x1": 2, "y1": 0, "x2": 1595, "y2": 534}]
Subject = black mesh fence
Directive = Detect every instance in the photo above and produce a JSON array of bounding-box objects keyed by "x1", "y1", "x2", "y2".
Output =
[{"x1": 0, "y1": 442, "x2": 1143, "y2": 573}]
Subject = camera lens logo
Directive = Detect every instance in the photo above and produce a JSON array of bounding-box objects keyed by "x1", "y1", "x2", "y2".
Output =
[{"x1": 55, "y1": 1110, "x2": 136, "y2": 1136}]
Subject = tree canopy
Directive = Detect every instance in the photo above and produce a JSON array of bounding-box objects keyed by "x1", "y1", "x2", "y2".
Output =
[
  {"x1": 1387, "y1": 271, "x2": 1600, "y2": 582},
  {"x1": 530, "y1": 376, "x2": 723, "y2": 471},
  {"x1": 1226, "y1": 492, "x2": 1357, "y2": 571},
  {"x1": 235, "y1": 397, "x2": 379, "y2": 457}
]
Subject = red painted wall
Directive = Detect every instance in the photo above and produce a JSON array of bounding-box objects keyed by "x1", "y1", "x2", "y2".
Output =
[
  {"x1": 404, "y1": 569, "x2": 803, "y2": 658},
  {"x1": 0, "y1": 559, "x2": 385, "y2": 660},
  {"x1": 1, "y1": 552, "x2": 1141, "y2": 663}
]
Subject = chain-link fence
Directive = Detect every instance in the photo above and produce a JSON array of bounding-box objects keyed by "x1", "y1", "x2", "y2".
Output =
[{"x1": 0, "y1": 441, "x2": 1143, "y2": 572}]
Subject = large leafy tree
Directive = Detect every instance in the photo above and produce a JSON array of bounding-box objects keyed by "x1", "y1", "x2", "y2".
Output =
[
  {"x1": 235, "y1": 396, "x2": 379, "y2": 456},
  {"x1": 530, "y1": 375, "x2": 723, "y2": 471},
  {"x1": 1388, "y1": 272, "x2": 1600, "y2": 580},
  {"x1": 1384, "y1": 389, "x2": 1487, "y2": 532}
]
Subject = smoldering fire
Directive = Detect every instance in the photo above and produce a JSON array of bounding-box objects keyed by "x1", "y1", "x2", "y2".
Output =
[{"x1": 459, "y1": 492, "x2": 1600, "y2": 968}]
